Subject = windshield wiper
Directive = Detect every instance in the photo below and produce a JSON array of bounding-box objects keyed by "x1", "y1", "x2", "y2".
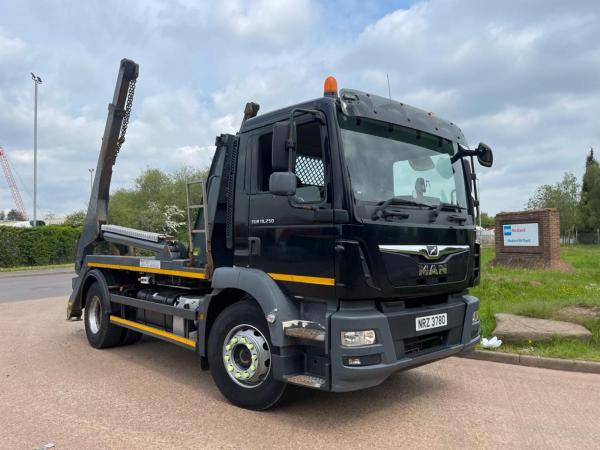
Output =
[
  {"x1": 438, "y1": 202, "x2": 466, "y2": 212},
  {"x1": 429, "y1": 202, "x2": 468, "y2": 223},
  {"x1": 372, "y1": 197, "x2": 434, "y2": 220}
]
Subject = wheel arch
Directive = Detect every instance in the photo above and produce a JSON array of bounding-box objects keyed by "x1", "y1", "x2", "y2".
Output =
[
  {"x1": 203, "y1": 287, "x2": 248, "y2": 354},
  {"x1": 80, "y1": 268, "x2": 115, "y2": 310},
  {"x1": 206, "y1": 267, "x2": 299, "y2": 350}
]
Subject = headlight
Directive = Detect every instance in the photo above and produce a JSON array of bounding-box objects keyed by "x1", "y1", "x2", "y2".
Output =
[
  {"x1": 472, "y1": 311, "x2": 480, "y2": 324},
  {"x1": 341, "y1": 330, "x2": 377, "y2": 347}
]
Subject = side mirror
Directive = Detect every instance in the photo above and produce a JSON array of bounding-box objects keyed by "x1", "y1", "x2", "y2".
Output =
[
  {"x1": 476, "y1": 142, "x2": 493, "y2": 167},
  {"x1": 272, "y1": 121, "x2": 296, "y2": 171},
  {"x1": 269, "y1": 171, "x2": 297, "y2": 196}
]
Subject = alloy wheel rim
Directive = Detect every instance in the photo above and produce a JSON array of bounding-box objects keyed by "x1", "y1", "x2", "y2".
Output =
[
  {"x1": 222, "y1": 324, "x2": 271, "y2": 388},
  {"x1": 88, "y1": 295, "x2": 102, "y2": 334}
]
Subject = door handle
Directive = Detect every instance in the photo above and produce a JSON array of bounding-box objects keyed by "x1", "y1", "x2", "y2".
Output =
[{"x1": 248, "y1": 237, "x2": 261, "y2": 256}]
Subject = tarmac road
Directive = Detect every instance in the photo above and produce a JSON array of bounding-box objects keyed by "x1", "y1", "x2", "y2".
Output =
[
  {"x1": 1, "y1": 297, "x2": 599, "y2": 449},
  {"x1": 0, "y1": 268, "x2": 73, "y2": 303}
]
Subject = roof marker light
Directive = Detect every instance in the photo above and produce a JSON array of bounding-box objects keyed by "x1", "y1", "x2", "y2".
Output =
[{"x1": 324, "y1": 76, "x2": 338, "y2": 97}]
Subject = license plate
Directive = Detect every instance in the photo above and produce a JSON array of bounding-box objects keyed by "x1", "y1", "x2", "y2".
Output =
[{"x1": 415, "y1": 313, "x2": 447, "y2": 331}]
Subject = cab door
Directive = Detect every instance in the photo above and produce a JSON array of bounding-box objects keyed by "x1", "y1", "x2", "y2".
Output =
[{"x1": 247, "y1": 116, "x2": 337, "y2": 299}]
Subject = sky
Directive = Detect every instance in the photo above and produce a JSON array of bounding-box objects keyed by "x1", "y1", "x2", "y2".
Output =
[{"x1": 0, "y1": 0, "x2": 599, "y2": 217}]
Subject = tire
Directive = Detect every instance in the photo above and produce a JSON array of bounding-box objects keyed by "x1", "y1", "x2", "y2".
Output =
[
  {"x1": 84, "y1": 282, "x2": 124, "y2": 349},
  {"x1": 208, "y1": 300, "x2": 287, "y2": 410}
]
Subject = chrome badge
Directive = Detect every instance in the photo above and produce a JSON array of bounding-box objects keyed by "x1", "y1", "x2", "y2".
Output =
[
  {"x1": 426, "y1": 245, "x2": 439, "y2": 258},
  {"x1": 418, "y1": 263, "x2": 448, "y2": 277}
]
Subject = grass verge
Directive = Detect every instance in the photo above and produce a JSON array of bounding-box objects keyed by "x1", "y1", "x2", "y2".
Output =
[
  {"x1": 471, "y1": 245, "x2": 600, "y2": 361},
  {"x1": 0, "y1": 262, "x2": 73, "y2": 273}
]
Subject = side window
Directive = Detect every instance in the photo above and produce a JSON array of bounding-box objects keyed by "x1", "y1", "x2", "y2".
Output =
[
  {"x1": 293, "y1": 121, "x2": 325, "y2": 203},
  {"x1": 255, "y1": 120, "x2": 326, "y2": 203}
]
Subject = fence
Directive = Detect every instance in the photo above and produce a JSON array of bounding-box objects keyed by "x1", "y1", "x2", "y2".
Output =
[
  {"x1": 476, "y1": 228, "x2": 495, "y2": 246},
  {"x1": 561, "y1": 230, "x2": 600, "y2": 245}
]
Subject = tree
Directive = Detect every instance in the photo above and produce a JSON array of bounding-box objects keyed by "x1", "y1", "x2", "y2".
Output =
[
  {"x1": 6, "y1": 209, "x2": 26, "y2": 221},
  {"x1": 480, "y1": 212, "x2": 495, "y2": 229},
  {"x1": 526, "y1": 172, "x2": 579, "y2": 235},
  {"x1": 579, "y1": 148, "x2": 600, "y2": 231},
  {"x1": 138, "y1": 202, "x2": 186, "y2": 235},
  {"x1": 64, "y1": 210, "x2": 86, "y2": 227},
  {"x1": 108, "y1": 166, "x2": 207, "y2": 239},
  {"x1": 0, "y1": 210, "x2": 5, "y2": 221}
]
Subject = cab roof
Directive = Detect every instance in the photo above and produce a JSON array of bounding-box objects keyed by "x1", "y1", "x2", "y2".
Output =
[
  {"x1": 240, "y1": 88, "x2": 467, "y2": 145},
  {"x1": 240, "y1": 97, "x2": 331, "y2": 133},
  {"x1": 339, "y1": 89, "x2": 467, "y2": 144}
]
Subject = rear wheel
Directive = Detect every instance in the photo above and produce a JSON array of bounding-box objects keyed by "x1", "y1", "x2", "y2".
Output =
[
  {"x1": 84, "y1": 282, "x2": 124, "y2": 348},
  {"x1": 208, "y1": 300, "x2": 287, "y2": 410}
]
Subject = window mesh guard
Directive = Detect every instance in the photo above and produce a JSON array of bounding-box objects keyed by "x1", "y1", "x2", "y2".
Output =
[{"x1": 296, "y1": 155, "x2": 324, "y2": 186}]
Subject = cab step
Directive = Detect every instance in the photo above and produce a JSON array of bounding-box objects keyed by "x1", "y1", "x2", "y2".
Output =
[{"x1": 284, "y1": 374, "x2": 326, "y2": 389}]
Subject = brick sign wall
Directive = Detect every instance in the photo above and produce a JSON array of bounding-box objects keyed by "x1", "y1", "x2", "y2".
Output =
[{"x1": 492, "y1": 209, "x2": 561, "y2": 268}]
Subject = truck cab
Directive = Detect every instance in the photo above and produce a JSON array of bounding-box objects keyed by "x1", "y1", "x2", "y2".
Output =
[
  {"x1": 68, "y1": 60, "x2": 493, "y2": 410},
  {"x1": 211, "y1": 80, "x2": 489, "y2": 390}
]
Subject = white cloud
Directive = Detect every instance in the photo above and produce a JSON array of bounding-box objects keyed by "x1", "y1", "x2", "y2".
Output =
[
  {"x1": 337, "y1": 0, "x2": 600, "y2": 213},
  {"x1": 171, "y1": 145, "x2": 215, "y2": 169},
  {"x1": 0, "y1": 29, "x2": 25, "y2": 60},
  {"x1": 215, "y1": 0, "x2": 314, "y2": 45},
  {"x1": 0, "y1": 0, "x2": 599, "y2": 217}
]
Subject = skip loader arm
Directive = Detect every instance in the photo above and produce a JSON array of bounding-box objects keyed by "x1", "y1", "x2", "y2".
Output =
[{"x1": 67, "y1": 58, "x2": 138, "y2": 319}]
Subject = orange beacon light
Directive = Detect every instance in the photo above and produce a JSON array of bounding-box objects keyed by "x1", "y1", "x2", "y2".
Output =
[{"x1": 323, "y1": 76, "x2": 338, "y2": 97}]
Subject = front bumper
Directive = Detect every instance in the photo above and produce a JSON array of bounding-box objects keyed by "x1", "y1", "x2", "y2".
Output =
[{"x1": 328, "y1": 294, "x2": 480, "y2": 392}]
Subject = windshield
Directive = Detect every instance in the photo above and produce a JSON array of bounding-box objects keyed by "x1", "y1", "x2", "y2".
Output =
[{"x1": 338, "y1": 115, "x2": 468, "y2": 209}]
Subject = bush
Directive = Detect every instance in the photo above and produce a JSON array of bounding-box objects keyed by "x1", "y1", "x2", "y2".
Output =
[
  {"x1": 0, "y1": 225, "x2": 81, "y2": 268},
  {"x1": 64, "y1": 210, "x2": 86, "y2": 227}
]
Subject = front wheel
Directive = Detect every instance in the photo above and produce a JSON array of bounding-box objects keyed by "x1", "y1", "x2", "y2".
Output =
[{"x1": 207, "y1": 300, "x2": 287, "y2": 410}]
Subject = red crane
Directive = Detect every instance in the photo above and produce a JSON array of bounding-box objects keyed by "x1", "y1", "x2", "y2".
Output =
[{"x1": 0, "y1": 146, "x2": 28, "y2": 220}]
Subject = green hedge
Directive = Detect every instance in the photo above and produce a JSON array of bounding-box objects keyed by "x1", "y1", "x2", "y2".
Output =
[{"x1": 0, "y1": 225, "x2": 81, "y2": 268}]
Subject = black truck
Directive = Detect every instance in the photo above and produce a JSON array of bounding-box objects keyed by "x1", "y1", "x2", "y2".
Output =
[{"x1": 68, "y1": 59, "x2": 493, "y2": 410}]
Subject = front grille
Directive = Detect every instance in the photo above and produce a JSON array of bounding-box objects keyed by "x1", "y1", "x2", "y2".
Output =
[
  {"x1": 381, "y1": 249, "x2": 470, "y2": 288},
  {"x1": 403, "y1": 331, "x2": 447, "y2": 355}
]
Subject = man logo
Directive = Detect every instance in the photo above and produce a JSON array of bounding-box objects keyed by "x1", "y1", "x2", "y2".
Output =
[
  {"x1": 418, "y1": 263, "x2": 448, "y2": 277},
  {"x1": 426, "y1": 245, "x2": 439, "y2": 258}
]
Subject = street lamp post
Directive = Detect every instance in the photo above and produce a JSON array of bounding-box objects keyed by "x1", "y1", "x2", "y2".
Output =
[
  {"x1": 31, "y1": 72, "x2": 42, "y2": 226},
  {"x1": 89, "y1": 168, "x2": 94, "y2": 194}
]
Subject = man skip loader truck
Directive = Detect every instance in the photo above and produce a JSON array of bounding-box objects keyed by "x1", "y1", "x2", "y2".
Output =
[{"x1": 67, "y1": 58, "x2": 493, "y2": 410}]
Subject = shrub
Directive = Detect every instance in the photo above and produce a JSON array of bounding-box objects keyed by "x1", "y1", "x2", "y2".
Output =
[
  {"x1": 0, "y1": 225, "x2": 81, "y2": 268},
  {"x1": 64, "y1": 210, "x2": 86, "y2": 227}
]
